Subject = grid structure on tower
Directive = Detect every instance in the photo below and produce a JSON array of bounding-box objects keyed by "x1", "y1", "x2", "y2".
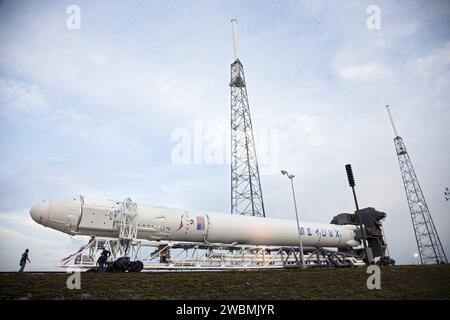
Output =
[
  {"x1": 387, "y1": 105, "x2": 447, "y2": 264},
  {"x1": 230, "y1": 59, "x2": 265, "y2": 217}
]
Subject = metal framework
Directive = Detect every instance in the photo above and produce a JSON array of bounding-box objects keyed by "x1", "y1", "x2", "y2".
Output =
[
  {"x1": 60, "y1": 238, "x2": 141, "y2": 268},
  {"x1": 387, "y1": 106, "x2": 447, "y2": 264},
  {"x1": 115, "y1": 197, "x2": 138, "y2": 240},
  {"x1": 61, "y1": 197, "x2": 142, "y2": 268},
  {"x1": 230, "y1": 19, "x2": 265, "y2": 217},
  {"x1": 59, "y1": 238, "x2": 363, "y2": 270}
]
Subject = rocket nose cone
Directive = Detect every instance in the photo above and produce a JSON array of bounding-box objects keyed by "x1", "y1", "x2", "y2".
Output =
[{"x1": 30, "y1": 201, "x2": 50, "y2": 226}]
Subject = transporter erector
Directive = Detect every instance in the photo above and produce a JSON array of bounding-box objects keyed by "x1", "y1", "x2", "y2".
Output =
[{"x1": 29, "y1": 195, "x2": 389, "y2": 270}]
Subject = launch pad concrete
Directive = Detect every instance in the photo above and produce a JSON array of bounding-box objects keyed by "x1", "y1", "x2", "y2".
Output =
[{"x1": 0, "y1": 264, "x2": 449, "y2": 300}]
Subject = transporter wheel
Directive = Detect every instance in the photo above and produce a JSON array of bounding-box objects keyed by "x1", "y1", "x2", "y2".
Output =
[
  {"x1": 132, "y1": 260, "x2": 144, "y2": 272},
  {"x1": 113, "y1": 259, "x2": 129, "y2": 272},
  {"x1": 127, "y1": 260, "x2": 143, "y2": 272},
  {"x1": 106, "y1": 262, "x2": 114, "y2": 272}
]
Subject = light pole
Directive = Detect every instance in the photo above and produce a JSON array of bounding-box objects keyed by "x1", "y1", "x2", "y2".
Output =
[{"x1": 281, "y1": 170, "x2": 306, "y2": 268}]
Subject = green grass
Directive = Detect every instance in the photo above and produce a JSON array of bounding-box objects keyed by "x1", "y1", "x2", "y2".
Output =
[{"x1": 1, "y1": 264, "x2": 449, "y2": 300}]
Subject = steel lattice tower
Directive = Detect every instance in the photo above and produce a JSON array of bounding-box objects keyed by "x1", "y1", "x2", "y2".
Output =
[
  {"x1": 386, "y1": 105, "x2": 447, "y2": 264},
  {"x1": 230, "y1": 18, "x2": 265, "y2": 217}
]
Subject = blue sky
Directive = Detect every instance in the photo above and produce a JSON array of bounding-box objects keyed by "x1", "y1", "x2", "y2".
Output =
[{"x1": 0, "y1": 0, "x2": 449, "y2": 270}]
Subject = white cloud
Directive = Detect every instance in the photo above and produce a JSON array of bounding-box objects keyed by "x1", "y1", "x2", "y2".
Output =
[
  {"x1": 337, "y1": 63, "x2": 393, "y2": 81},
  {"x1": 0, "y1": 210, "x2": 41, "y2": 230},
  {"x1": 406, "y1": 41, "x2": 450, "y2": 92},
  {"x1": 161, "y1": 184, "x2": 180, "y2": 193},
  {"x1": 0, "y1": 226, "x2": 54, "y2": 247},
  {"x1": 410, "y1": 41, "x2": 450, "y2": 72},
  {"x1": 390, "y1": 21, "x2": 422, "y2": 39},
  {"x1": 293, "y1": 114, "x2": 324, "y2": 144},
  {"x1": 0, "y1": 79, "x2": 49, "y2": 115}
]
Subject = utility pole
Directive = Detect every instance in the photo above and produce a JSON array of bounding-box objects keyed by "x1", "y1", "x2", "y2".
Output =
[
  {"x1": 386, "y1": 105, "x2": 447, "y2": 264},
  {"x1": 230, "y1": 18, "x2": 265, "y2": 217}
]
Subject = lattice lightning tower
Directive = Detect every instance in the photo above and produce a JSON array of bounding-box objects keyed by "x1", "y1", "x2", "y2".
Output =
[
  {"x1": 386, "y1": 105, "x2": 447, "y2": 264},
  {"x1": 230, "y1": 18, "x2": 265, "y2": 217}
]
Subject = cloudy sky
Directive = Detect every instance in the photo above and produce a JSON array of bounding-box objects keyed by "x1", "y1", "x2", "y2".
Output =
[{"x1": 0, "y1": 0, "x2": 449, "y2": 271}]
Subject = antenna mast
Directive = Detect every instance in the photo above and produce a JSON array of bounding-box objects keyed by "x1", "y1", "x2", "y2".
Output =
[
  {"x1": 386, "y1": 105, "x2": 399, "y2": 137},
  {"x1": 230, "y1": 18, "x2": 266, "y2": 217},
  {"x1": 231, "y1": 18, "x2": 240, "y2": 61},
  {"x1": 386, "y1": 105, "x2": 447, "y2": 264}
]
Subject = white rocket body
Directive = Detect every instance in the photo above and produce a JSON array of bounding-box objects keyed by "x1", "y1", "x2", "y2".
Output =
[{"x1": 30, "y1": 195, "x2": 360, "y2": 248}]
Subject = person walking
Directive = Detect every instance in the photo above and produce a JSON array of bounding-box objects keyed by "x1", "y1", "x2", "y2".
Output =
[{"x1": 19, "y1": 249, "x2": 31, "y2": 272}]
